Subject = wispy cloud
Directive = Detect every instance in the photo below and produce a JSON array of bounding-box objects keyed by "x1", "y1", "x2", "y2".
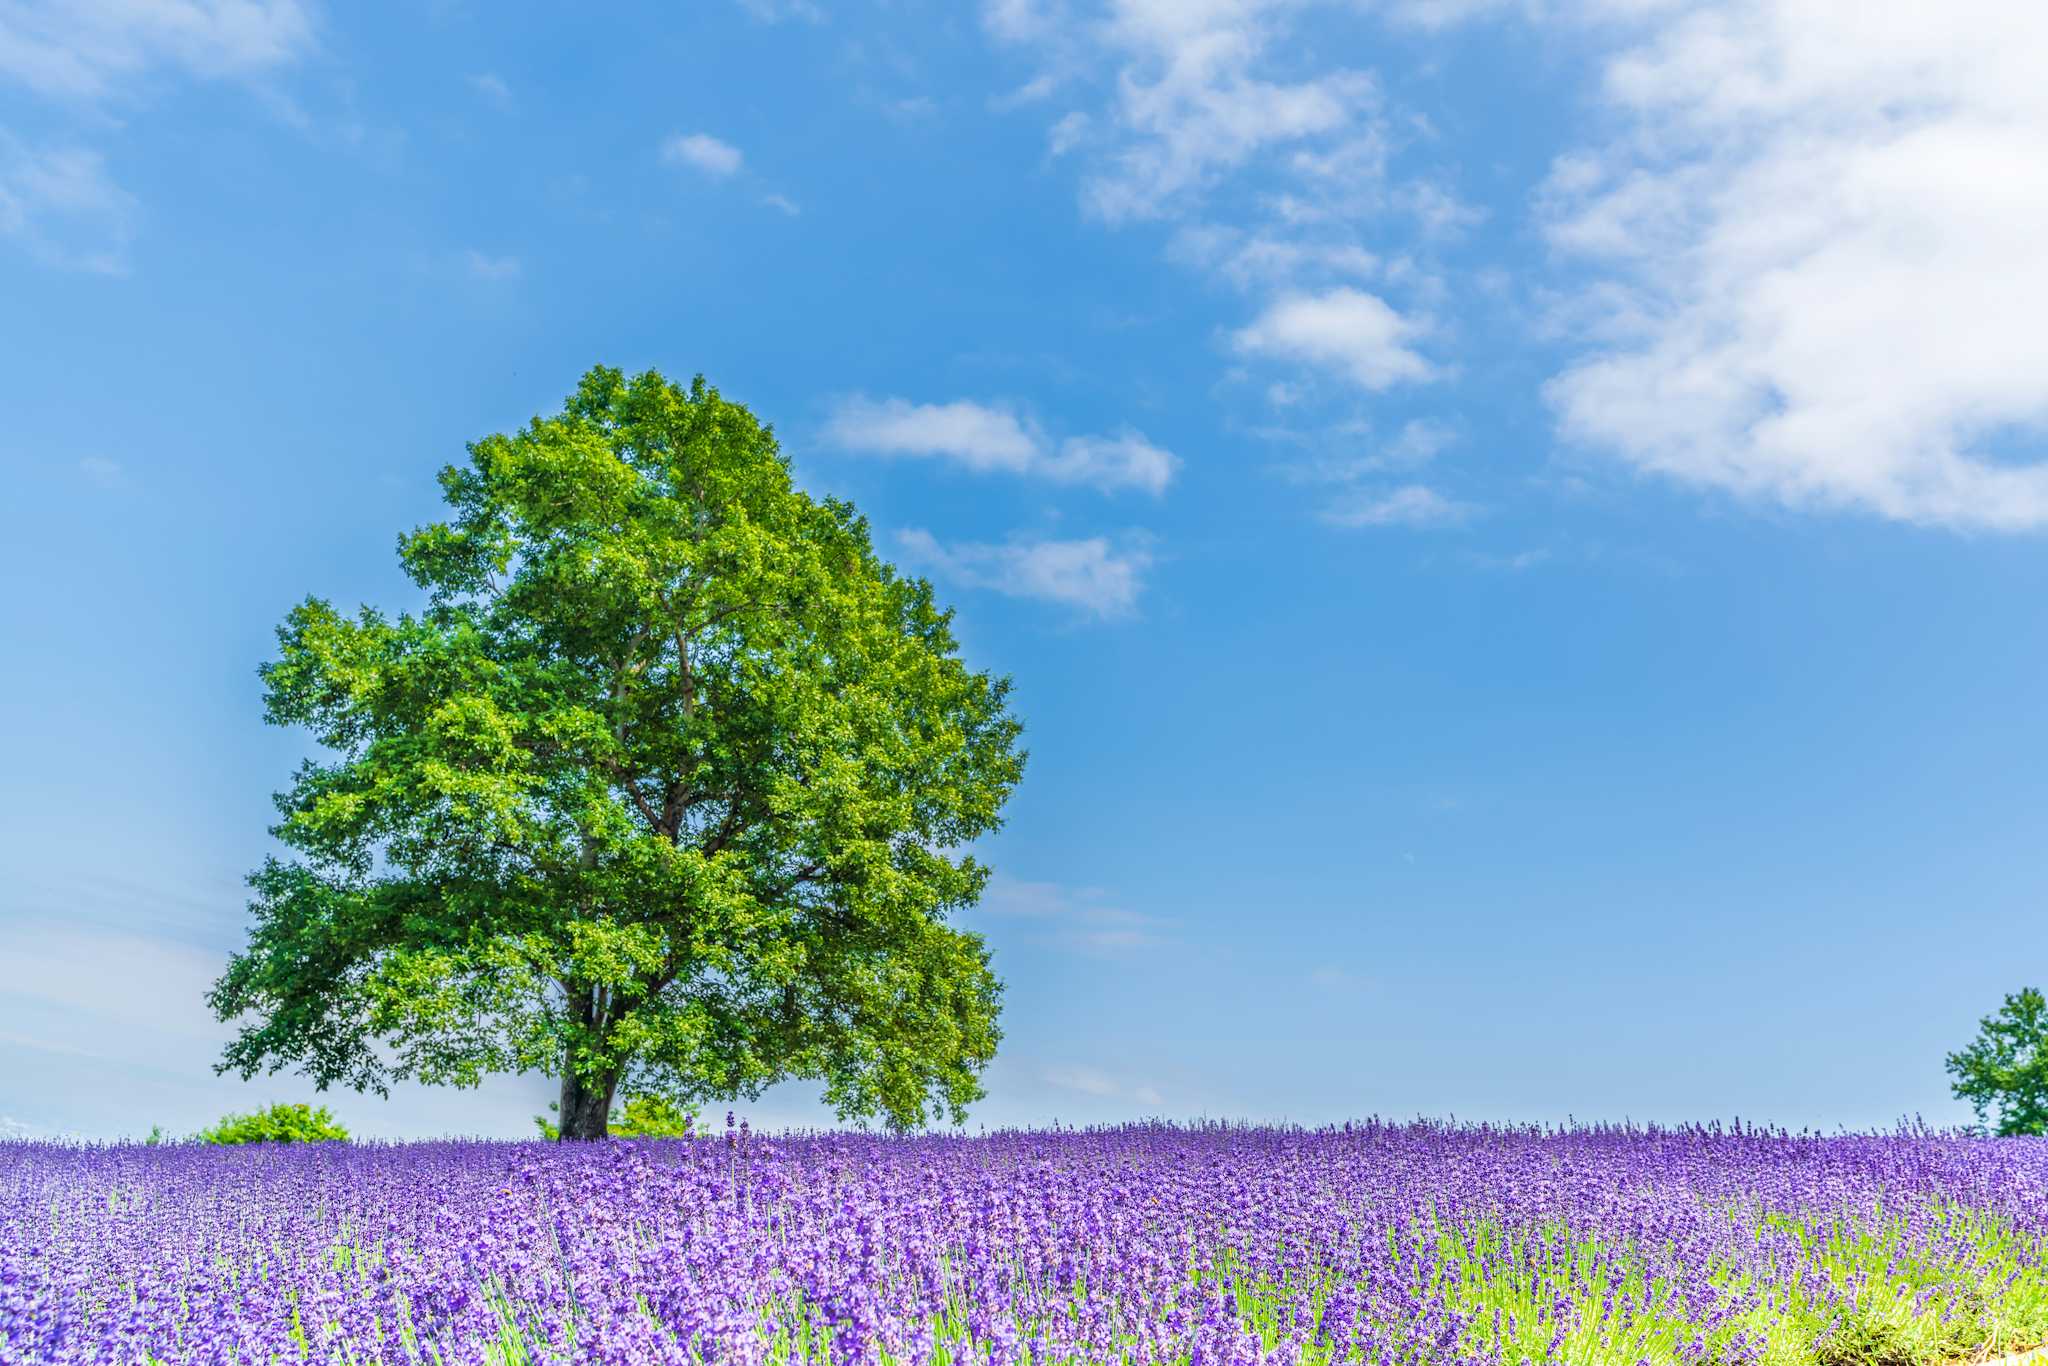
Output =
[
  {"x1": 1039, "y1": 1063, "x2": 1166, "y2": 1109},
  {"x1": 734, "y1": 0, "x2": 825, "y2": 22},
  {"x1": 0, "y1": 0, "x2": 316, "y2": 100},
  {"x1": 0, "y1": 137, "x2": 135, "y2": 272},
  {"x1": 462, "y1": 249, "x2": 520, "y2": 280},
  {"x1": 1323, "y1": 484, "x2": 1475, "y2": 530},
  {"x1": 898, "y1": 529, "x2": 1153, "y2": 618},
  {"x1": 662, "y1": 132, "x2": 744, "y2": 178},
  {"x1": 977, "y1": 874, "x2": 1171, "y2": 952},
  {"x1": 0, "y1": 1, "x2": 313, "y2": 272},
  {"x1": 1276, "y1": 417, "x2": 1457, "y2": 486},
  {"x1": 1169, "y1": 225, "x2": 1380, "y2": 291},
  {"x1": 985, "y1": 1, "x2": 1471, "y2": 525},
  {"x1": 827, "y1": 396, "x2": 1178, "y2": 496},
  {"x1": 77, "y1": 455, "x2": 126, "y2": 488},
  {"x1": 466, "y1": 72, "x2": 511, "y2": 107},
  {"x1": 762, "y1": 192, "x2": 801, "y2": 217},
  {"x1": 885, "y1": 95, "x2": 938, "y2": 123},
  {"x1": 1460, "y1": 547, "x2": 1550, "y2": 573}
]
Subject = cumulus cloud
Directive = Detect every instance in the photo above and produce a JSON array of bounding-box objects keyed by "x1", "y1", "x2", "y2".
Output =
[
  {"x1": 896, "y1": 528, "x2": 1152, "y2": 617},
  {"x1": 662, "y1": 132, "x2": 743, "y2": 177},
  {"x1": 0, "y1": 0, "x2": 316, "y2": 99},
  {"x1": 1544, "y1": 0, "x2": 2048, "y2": 530},
  {"x1": 1233, "y1": 287, "x2": 1437, "y2": 390},
  {"x1": 828, "y1": 397, "x2": 1037, "y2": 473},
  {"x1": 826, "y1": 396, "x2": 1178, "y2": 495}
]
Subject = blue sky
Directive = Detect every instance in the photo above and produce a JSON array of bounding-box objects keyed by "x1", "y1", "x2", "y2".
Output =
[{"x1": 4, "y1": 0, "x2": 2047, "y2": 1140}]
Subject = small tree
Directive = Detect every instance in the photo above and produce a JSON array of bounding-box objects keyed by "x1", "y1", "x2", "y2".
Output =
[
  {"x1": 197, "y1": 1102, "x2": 350, "y2": 1145},
  {"x1": 1946, "y1": 987, "x2": 2048, "y2": 1136},
  {"x1": 210, "y1": 367, "x2": 1024, "y2": 1139}
]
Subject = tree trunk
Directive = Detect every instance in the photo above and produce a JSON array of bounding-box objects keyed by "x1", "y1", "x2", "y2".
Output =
[{"x1": 557, "y1": 1064, "x2": 617, "y2": 1140}]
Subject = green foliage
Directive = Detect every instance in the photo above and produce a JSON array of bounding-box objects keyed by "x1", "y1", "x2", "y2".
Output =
[
  {"x1": 210, "y1": 366, "x2": 1025, "y2": 1137},
  {"x1": 533, "y1": 1095, "x2": 697, "y2": 1140},
  {"x1": 196, "y1": 1102, "x2": 350, "y2": 1145},
  {"x1": 1947, "y1": 987, "x2": 2048, "y2": 1136}
]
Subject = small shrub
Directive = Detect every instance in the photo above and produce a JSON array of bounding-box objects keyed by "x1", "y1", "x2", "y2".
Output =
[
  {"x1": 533, "y1": 1095, "x2": 698, "y2": 1140},
  {"x1": 612, "y1": 1096, "x2": 697, "y2": 1138},
  {"x1": 197, "y1": 1102, "x2": 349, "y2": 1145}
]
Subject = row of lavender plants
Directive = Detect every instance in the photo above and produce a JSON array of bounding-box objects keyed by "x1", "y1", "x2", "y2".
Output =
[{"x1": 6, "y1": 1120, "x2": 2048, "y2": 1365}]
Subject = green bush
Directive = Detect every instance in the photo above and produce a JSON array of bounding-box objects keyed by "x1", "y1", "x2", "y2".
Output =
[
  {"x1": 533, "y1": 1095, "x2": 698, "y2": 1140},
  {"x1": 197, "y1": 1102, "x2": 349, "y2": 1145}
]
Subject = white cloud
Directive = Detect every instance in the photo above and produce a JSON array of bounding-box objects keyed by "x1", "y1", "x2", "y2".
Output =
[
  {"x1": 826, "y1": 396, "x2": 1178, "y2": 494},
  {"x1": 762, "y1": 192, "x2": 801, "y2": 216},
  {"x1": 0, "y1": 136, "x2": 135, "y2": 272},
  {"x1": 828, "y1": 397, "x2": 1038, "y2": 473},
  {"x1": 1044, "y1": 431, "x2": 1179, "y2": 495},
  {"x1": 897, "y1": 528, "x2": 1152, "y2": 617},
  {"x1": 1544, "y1": 0, "x2": 2048, "y2": 530},
  {"x1": 462, "y1": 249, "x2": 520, "y2": 280},
  {"x1": 1068, "y1": 1, "x2": 1379, "y2": 224},
  {"x1": 662, "y1": 132, "x2": 744, "y2": 177},
  {"x1": 1323, "y1": 483, "x2": 1474, "y2": 529},
  {"x1": 0, "y1": 0, "x2": 315, "y2": 99},
  {"x1": 1233, "y1": 287, "x2": 1437, "y2": 390},
  {"x1": 985, "y1": 0, "x2": 1467, "y2": 525}
]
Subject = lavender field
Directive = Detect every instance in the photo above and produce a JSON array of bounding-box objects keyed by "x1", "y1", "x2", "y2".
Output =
[{"x1": 7, "y1": 1121, "x2": 2048, "y2": 1366}]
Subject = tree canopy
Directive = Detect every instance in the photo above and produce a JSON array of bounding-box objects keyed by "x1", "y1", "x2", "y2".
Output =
[
  {"x1": 1946, "y1": 987, "x2": 2048, "y2": 1137},
  {"x1": 209, "y1": 367, "x2": 1025, "y2": 1137}
]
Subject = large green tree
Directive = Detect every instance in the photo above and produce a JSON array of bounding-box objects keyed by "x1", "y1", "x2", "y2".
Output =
[
  {"x1": 1946, "y1": 987, "x2": 2048, "y2": 1137},
  {"x1": 210, "y1": 367, "x2": 1025, "y2": 1138}
]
